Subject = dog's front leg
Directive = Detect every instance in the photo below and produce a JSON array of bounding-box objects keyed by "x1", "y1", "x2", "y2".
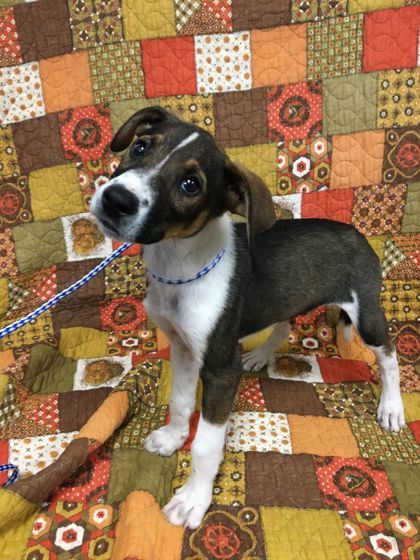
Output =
[
  {"x1": 163, "y1": 350, "x2": 242, "y2": 529},
  {"x1": 145, "y1": 340, "x2": 199, "y2": 456}
]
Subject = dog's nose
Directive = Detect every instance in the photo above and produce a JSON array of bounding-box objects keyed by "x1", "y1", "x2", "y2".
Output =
[{"x1": 102, "y1": 185, "x2": 139, "y2": 216}]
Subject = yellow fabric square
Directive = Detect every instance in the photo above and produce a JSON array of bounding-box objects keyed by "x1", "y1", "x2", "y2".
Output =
[
  {"x1": 402, "y1": 393, "x2": 420, "y2": 423},
  {"x1": 0, "y1": 278, "x2": 9, "y2": 318},
  {"x1": 368, "y1": 235, "x2": 387, "y2": 262},
  {"x1": 1, "y1": 312, "x2": 53, "y2": 351},
  {"x1": 122, "y1": 0, "x2": 176, "y2": 40},
  {"x1": 161, "y1": 94, "x2": 215, "y2": 135},
  {"x1": 0, "y1": 490, "x2": 39, "y2": 559},
  {"x1": 349, "y1": 0, "x2": 404, "y2": 13},
  {"x1": 380, "y1": 280, "x2": 419, "y2": 322},
  {"x1": 261, "y1": 507, "x2": 352, "y2": 560},
  {"x1": 59, "y1": 327, "x2": 108, "y2": 359},
  {"x1": 0, "y1": 374, "x2": 8, "y2": 402},
  {"x1": 226, "y1": 144, "x2": 278, "y2": 193},
  {"x1": 29, "y1": 165, "x2": 85, "y2": 221}
]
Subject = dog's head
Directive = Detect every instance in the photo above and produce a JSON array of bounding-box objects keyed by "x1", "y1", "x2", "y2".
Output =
[{"x1": 91, "y1": 106, "x2": 275, "y2": 245}]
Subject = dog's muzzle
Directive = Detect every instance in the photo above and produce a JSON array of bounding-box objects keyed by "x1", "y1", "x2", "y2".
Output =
[{"x1": 101, "y1": 184, "x2": 139, "y2": 219}]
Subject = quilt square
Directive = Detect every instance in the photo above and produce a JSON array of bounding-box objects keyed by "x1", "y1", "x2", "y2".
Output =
[
  {"x1": 277, "y1": 136, "x2": 331, "y2": 195},
  {"x1": 377, "y1": 68, "x2": 419, "y2": 129},
  {"x1": 382, "y1": 462, "x2": 420, "y2": 514},
  {"x1": 232, "y1": 0, "x2": 290, "y2": 30},
  {"x1": 0, "y1": 62, "x2": 45, "y2": 125},
  {"x1": 0, "y1": 7, "x2": 22, "y2": 67},
  {"x1": 112, "y1": 404, "x2": 168, "y2": 450},
  {"x1": 3, "y1": 310, "x2": 54, "y2": 350},
  {"x1": 104, "y1": 254, "x2": 147, "y2": 299},
  {"x1": 317, "y1": 357, "x2": 372, "y2": 383},
  {"x1": 74, "y1": 355, "x2": 132, "y2": 390},
  {"x1": 343, "y1": 510, "x2": 419, "y2": 560},
  {"x1": 61, "y1": 212, "x2": 112, "y2": 261},
  {"x1": 323, "y1": 73, "x2": 378, "y2": 135},
  {"x1": 59, "y1": 104, "x2": 112, "y2": 162},
  {"x1": 272, "y1": 193, "x2": 303, "y2": 219},
  {"x1": 76, "y1": 154, "x2": 120, "y2": 210},
  {"x1": 89, "y1": 41, "x2": 144, "y2": 104},
  {"x1": 267, "y1": 353, "x2": 323, "y2": 383},
  {"x1": 122, "y1": 0, "x2": 176, "y2": 40},
  {"x1": 307, "y1": 14, "x2": 363, "y2": 80},
  {"x1": 331, "y1": 130, "x2": 385, "y2": 189},
  {"x1": 352, "y1": 183, "x2": 407, "y2": 237},
  {"x1": 195, "y1": 32, "x2": 251, "y2": 94},
  {"x1": 69, "y1": 0, "x2": 123, "y2": 49},
  {"x1": 301, "y1": 188, "x2": 354, "y2": 223},
  {"x1": 261, "y1": 379, "x2": 327, "y2": 415},
  {"x1": 161, "y1": 93, "x2": 215, "y2": 135},
  {"x1": 246, "y1": 452, "x2": 324, "y2": 508},
  {"x1": 56, "y1": 259, "x2": 105, "y2": 308},
  {"x1": 0, "y1": 125, "x2": 20, "y2": 180},
  {"x1": 175, "y1": 0, "x2": 233, "y2": 35},
  {"x1": 226, "y1": 411, "x2": 292, "y2": 453},
  {"x1": 363, "y1": 6, "x2": 420, "y2": 72},
  {"x1": 214, "y1": 88, "x2": 268, "y2": 147},
  {"x1": 268, "y1": 80, "x2": 322, "y2": 143},
  {"x1": 251, "y1": 24, "x2": 307, "y2": 87},
  {"x1": 292, "y1": 0, "x2": 319, "y2": 21},
  {"x1": 233, "y1": 378, "x2": 266, "y2": 412},
  {"x1": 13, "y1": 113, "x2": 66, "y2": 173},
  {"x1": 380, "y1": 280, "x2": 419, "y2": 323},
  {"x1": 316, "y1": 382, "x2": 377, "y2": 418},
  {"x1": 40, "y1": 52, "x2": 94, "y2": 114},
  {"x1": 0, "y1": 175, "x2": 32, "y2": 231},
  {"x1": 349, "y1": 417, "x2": 420, "y2": 464},
  {"x1": 0, "y1": 229, "x2": 19, "y2": 278},
  {"x1": 101, "y1": 296, "x2": 147, "y2": 333},
  {"x1": 314, "y1": 456, "x2": 397, "y2": 513},
  {"x1": 142, "y1": 36, "x2": 196, "y2": 98},
  {"x1": 383, "y1": 126, "x2": 420, "y2": 185},
  {"x1": 226, "y1": 143, "x2": 277, "y2": 193},
  {"x1": 401, "y1": 181, "x2": 420, "y2": 233},
  {"x1": 14, "y1": 0, "x2": 72, "y2": 62},
  {"x1": 288, "y1": 415, "x2": 359, "y2": 457},
  {"x1": 58, "y1": 388, "x2": 111, "y2": 432}
]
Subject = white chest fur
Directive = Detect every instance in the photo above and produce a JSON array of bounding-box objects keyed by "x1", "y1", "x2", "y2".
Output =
[{"x1": 143, "y1": 216, "x2": 236, "y2": 363}]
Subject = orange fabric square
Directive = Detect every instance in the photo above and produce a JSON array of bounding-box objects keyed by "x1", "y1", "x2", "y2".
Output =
[
  {"x1": 301, "y1": 188, "x2": 354, "y2": 223},
  {"x1": 141, "y1": 37, "x2": 196, "y2": 98},
  {"x1": 363, "y1": 6, "x2": 420, "y2": 72},
  {"x1": 288, "y1": 415, "x2": 360, "y2": 457},
  {"x1": 331, "y1": 130, "x2": 385, "y2": 188},
  {"x1": 40, "y1": 51, "x2": 93, "y2": 113},
  {"x1": 251, "y1": 24, "x2": 306, "y2": 87},
  {"x1": 317, "y1": 357, "x2": 372, "y2": 383}
]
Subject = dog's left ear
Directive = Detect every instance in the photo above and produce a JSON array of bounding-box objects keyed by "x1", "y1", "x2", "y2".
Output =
[{"x1": 224, "y1": 161, "x2": 276, "y2": 247}]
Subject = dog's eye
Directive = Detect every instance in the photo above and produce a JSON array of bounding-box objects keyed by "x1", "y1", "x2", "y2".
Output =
[
  {"x1": 180, "y1": 176, "x2": 201, "y2": 196},
  {"x1": 131, "y1": 139, "x2": 149, "y2": 157}
]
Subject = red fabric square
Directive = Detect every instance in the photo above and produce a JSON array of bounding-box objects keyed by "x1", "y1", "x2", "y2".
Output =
[
  {"x1": 301, "y1": 188, "x2": 354, "y2": 223},
  {"x1": 100, "y1": 296, "x2": 147, "y2": 332},
  {"x1": 111, "y1": 240, "x2": 142, "y2": 256},
  {"x1": 59, "y1": 104, "x2": 113, "y2": 162},
  {"x1": 363, "y1": 7, "x2": 420, "y2": 72},
  {"x1": 268, "y1": 81, "x2": 322, "y2": 143},
  {"x1": 0, "y1": 7, "x2": 22, "y2": 67},
  {"x1": 0, "y1": 440, "x2": 9, "y2": 486},
  {"x1": 409, "y1": 420, "x2": 420, "y2": 444},
  {"x1": 317, "y1": 357, "x2": 372, "y2": 383},
  {"x1": 141, "y1": 37, "x2": 197, "y2": 98}
]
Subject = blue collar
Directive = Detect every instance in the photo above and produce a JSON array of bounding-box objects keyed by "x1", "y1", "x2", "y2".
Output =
[{"x1": 149, "y1": 249, "x2": 226, "y2": 285}]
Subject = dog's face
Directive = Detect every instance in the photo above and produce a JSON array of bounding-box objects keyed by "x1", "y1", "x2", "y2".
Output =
[{"x1": 91, "y1": 106, "x2": 275, "y2": 245}]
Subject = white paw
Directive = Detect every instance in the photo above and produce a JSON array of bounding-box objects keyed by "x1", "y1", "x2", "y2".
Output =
[
  {"x1": 377, "y1": 395, "x2": 406, "y2": 432},
  {"x1": 163, "y1": 479, "x2": 212, "y2": 529},
  {"x1": 242, "y1": 348, "x2": 271, "y2": 372},
  {"x1": 144, "y1": 425, "x2": 187, "y2": 457}
]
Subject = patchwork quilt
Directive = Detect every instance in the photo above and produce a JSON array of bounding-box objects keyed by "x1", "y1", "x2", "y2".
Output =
[{"x1": 0, "y1": 0, "x2": 419, "y2": 558}]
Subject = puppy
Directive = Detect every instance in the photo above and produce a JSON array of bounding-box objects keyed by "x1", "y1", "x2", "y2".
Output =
[{"x1": 91, "y1": 107, "x2": 405, "y2": 529}]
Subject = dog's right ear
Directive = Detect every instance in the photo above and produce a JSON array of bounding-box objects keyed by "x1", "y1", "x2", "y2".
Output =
[{"x1": 110, "y1": 106, "x2": 177, "y2": 152}]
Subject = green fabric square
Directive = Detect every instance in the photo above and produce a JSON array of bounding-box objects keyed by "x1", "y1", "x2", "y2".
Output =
[
  {"x1": 69, "y1": 0, "x2": 123, "y2": 49},
  {"x1": 109, "y1": 98, "x2": 159, "y2": 134},
  {"x1": 383, "y1": 462, "x2": 420, "y2": 514},
  {"x1": 89, "y1": 41, "x2": 144, "y2": 104},
  {"x1": 112, "y1": 402, "x2": 168, "y2": 449},
  {"x1": 349, "y1": 417, "x2": 420, "y2": 464},
  {"x1": 323, "y1": 73, "x2": 378, "y2": 135},
  {"x1": 12, "y1": 218, "x2": 66, "y2": 274},
  {"x1": 108, "y1": 448, "x2": 177, "y2": 505},
  {"x1": 105, "y1": 255, "x2": 147, "y2": 299},
  {"x1": 315, "y1": 383, "x2": 378, "y2": 418},
  {"x1": 307, "y1": 14, "x2": 363, "y2": 80},
  {"x1": 23, "y1": 344, "x2": 76, "y2": 394},
  {"x1": 402, "y1": 181, "x2": 420, "y2": 233}
]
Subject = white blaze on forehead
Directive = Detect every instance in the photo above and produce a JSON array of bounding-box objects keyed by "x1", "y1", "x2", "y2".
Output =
[{"x1": 155, "y1": 131, "x2": 200, "y2": 172}]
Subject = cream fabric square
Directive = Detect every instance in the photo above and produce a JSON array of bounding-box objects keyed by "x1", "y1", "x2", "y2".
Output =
[
  {"x1": 0, "y1": 62, "x2": 45, "y2": 125},
  {"x1": 73, "y1": 355, "x2": 132, "y2": 390},
  {"x1": 61, "y1": 212, "x2": 113, "y2": 261},
  {"x1": 226, "y1": 411, "x2": 292, "y2": 453},
  {"x1": 195, "y1": 32, "x2": 252, "y2": 94},
  {"x1": 267, "y1": 353, "x2": 323, "y2": 383}
]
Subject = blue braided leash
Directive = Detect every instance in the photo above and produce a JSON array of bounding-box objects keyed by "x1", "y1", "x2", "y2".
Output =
[{"x1": 0, "y1": 463, "x2": 19, "y2": 486}]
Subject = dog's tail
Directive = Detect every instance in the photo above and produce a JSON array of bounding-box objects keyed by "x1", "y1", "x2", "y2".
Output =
[{"x1": 338, "y1": 309, "x2": 353, "y2": 342}]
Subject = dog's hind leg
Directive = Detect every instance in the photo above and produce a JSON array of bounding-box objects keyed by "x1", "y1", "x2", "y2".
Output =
[
  {"x1": 241, "y1": 321, "x2": 291, "y2": 372},
  {"x1": 341, "y1": 292, "x2": 405, "y2": 432}
]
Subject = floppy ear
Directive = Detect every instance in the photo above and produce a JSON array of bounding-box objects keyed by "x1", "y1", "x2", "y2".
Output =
[
  {"x1": 110, "y1": 106, "x2": 177, "y2": 152},
  {"x1": 225, "y1": 161, "x2": 276, "y2": 248}
]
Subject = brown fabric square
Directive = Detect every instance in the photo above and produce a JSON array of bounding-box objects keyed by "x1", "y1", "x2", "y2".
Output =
[
  {"x1": 261, "y1": 379, "x2": 327, "y2": 416},
  {"x1": 13, "y1": 113, "x2": 66, "y2": 173},
  {"x1": 245, "y1": 452, "x2": 325, "y2": 507},
  {"x1": 52, "y1": 302, "x2": 102, "y2": 331},
  {"x1": 232, "y1": 0, "x2": 291, "y2": 31},
  {"x1": 214, "y1": 88, "x2": 268, "y2": 148},
  {"x1": 56, "y1": 259, "x2": 105, "y2": 305},
  {"x1": 58, "y1": 388, "x2": 111, "y2": 432},
  {"x1": 14, "y1": 0, "x2": 72, "y2": 63}
]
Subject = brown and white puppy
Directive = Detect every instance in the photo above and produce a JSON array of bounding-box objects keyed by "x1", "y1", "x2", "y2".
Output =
[{"x1": 91, "y1": 106, "x2": 405, "y2": 529}]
